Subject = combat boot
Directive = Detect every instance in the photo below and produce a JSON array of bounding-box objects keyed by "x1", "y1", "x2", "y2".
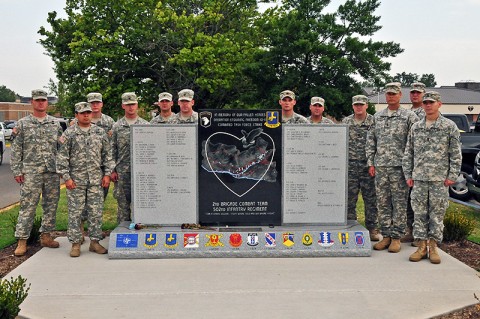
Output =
[
  {"x1": 373, "y1": 237, "x2": 391, "y2": 250},
  {"x1": 368, "y1": 228, "x2": 380, "y2": 242},
  {"x1": 428, "y1": 239, "x2": 441, "y2": 264},
  {"x1": 388, "y1": 238, "x2": 401, "y2": 253},
  {"x1": 89, "y1": 240, "x2": 108, "y2": 254},
  {"x1": 14, "y1": 239, "x2": 27, "y2": 257},
  {"x1": 400, "y1": 228, "x2": 414, "y2": 243},
  {"x1": 409, "y1": 240, "x2": 427, "y2": 262},
  {"x1": 40, "y1": 233, "x2": 60, "y2": 248},
  {"x1": 70, "y1": 243, "x2": 81, "y2": 257}
]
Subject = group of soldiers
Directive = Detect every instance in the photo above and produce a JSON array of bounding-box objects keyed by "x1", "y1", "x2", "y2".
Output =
[{"x1": 12, "y1": 84, "x2": 461, "y2": 264}]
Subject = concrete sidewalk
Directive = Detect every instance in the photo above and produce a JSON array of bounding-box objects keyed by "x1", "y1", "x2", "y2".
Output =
[{"x1": 6, "y1": 237, "x2": 480, "y2": 319}]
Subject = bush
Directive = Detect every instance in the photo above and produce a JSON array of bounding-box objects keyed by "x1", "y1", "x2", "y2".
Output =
[
  {"x1": 0, "y1": 276, "x2": 31, "y2": 319},
  {"x1": 9, "y1": 213, "x2": 42, "y2": 245},
  {"x1": 443, "y1": 209, "x2": 476, "y2": 242}
]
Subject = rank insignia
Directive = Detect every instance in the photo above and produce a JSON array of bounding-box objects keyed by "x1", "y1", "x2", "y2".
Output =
[
  {"x1": 164, "y1": 233, "x2": 178, "y2": 249},
  {"x1": 355, "y1": 232, "x2": 365, "y2": 246},
  {"x1": 143, "y1": 233, "x2": 158, "y2": 249},
  {"x1": 205, "y1": 234, "x2": 224, "y2": 247},
  {"x1": 302, "y1": 233, "x2": 313, "y2": 246},
  {"x1": 283, "y1": 233, "x2": 294, "y2": 247},
  {"x1": 318, "y1": 232, "x2": 334, "y2": 247},
  {"x1": 265, "y1": 233, "x2": 276, "y2": 247},
  {"x1": 247, "y1": 233, "x2": 259, "y2": 246},
  {"x1": 184, "y1": 233, "x2": 199, "y2": 248},
  {"x1": 229, "y1": 233, "x2": 243, "y2": 247},
  {"x1": 116, "y1": 234, "x2": 138, "y2": 248},
  {"x1": 338, "y1": 232, "x2": 349, "y2": 245},
  {"x1": 265, "y1": 111, "x2": 280, "y2": 128}
]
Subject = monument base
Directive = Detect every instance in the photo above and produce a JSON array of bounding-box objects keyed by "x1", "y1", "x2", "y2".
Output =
[{"x1": 108, "y1": 221, "x2": 371, "y2": 258}]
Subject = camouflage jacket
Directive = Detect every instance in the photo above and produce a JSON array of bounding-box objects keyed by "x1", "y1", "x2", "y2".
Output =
[
  {"x1": 342, "y1": 114, "x2": 374, "y2": 163},
  {"x1": 403, "y1": 115, "x2": 462, "y2": 182},
  {"x1": 11, "y1": 114, "x2": 63, "y2": 176},
  {"x1": 91, "y1": 113, "x2": 115, "y2": 140},
  {"x1": 150, "y1": 113, "x2": 176, "y2": 124},
  {"x1": 112, "y1": 116, "x2": 149, "y2": 173},
  {"x1": 307, "y1": 116, "x2": 335, "y2": 124},
  {"x1": 167, "y1": 112, "x2": 198, "y2": 124},
  {"x1": 366, "y1": 107, "x2": 419, "y2": 167},
  {"x1": 411, "y1": 106, "x2": 425, "y2": 120},
  {"x1": 282, "y1": 112, "x2": 308, "y2": 124},
  {"x1": 56, "y1": 124, "x2": 114, "y2": 186}
]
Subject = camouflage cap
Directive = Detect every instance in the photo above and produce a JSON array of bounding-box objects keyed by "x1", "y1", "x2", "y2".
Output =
[
  {"x1": 178, "y1": 89, "x2": 194, "y2": 101},
  {"x1": 32, "y1": 89, "x2": 48, "y2": 100},
  {"x1": 75, "y1": 102, "x2": 92, "y2": 113},
  {"x1": 280, "y1": 90, "x2": 295, "y2": 100},
  {"x1": 87, "y1": 92, "x2": 102, "y2": 102},
  {"x1": 423, "y1": 91, "x2": 441, "y2": 102},
  {"x1": 310, "y1": 96, "x2": 325, "y2": 106},
  {"x1": 385, "y1": 82, "x2": 402, "y2": 94},
  {"x1": 158, "y1": 92, "x2": 173, "y2": 102},
  {"x1": 122, "y1": 92, "x2": 138, "y2": 105},
  {"x1": 410, "y1": 82, "x2": 426, "y2": 93},
  {"x1": 352, "y1": 95, "x2": 368, "y2": 105}
]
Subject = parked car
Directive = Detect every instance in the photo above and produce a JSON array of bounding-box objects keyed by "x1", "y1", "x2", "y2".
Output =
[
  {"x1": 0, "y1": 122, "x2": 6, "y2": 165},
  {"x1": 4, "y1": 121, "x2": 15, "y2": 140},
  {"x1": 466, "y1": 152, "x2": 480, "y2": 201}
]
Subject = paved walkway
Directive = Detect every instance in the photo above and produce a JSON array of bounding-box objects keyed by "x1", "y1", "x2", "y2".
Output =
[{"x1": 7, "y1": 237, "x2": 480, "y2": 319}]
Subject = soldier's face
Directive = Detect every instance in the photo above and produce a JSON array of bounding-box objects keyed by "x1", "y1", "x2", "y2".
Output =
[
  {"x1": 77, "y1": 111, "x2": 92, "y2": 126},
  {"x1": 122, "y1": 103, "x2": 138, "y2": 116},
  {"x1": 352, "y1": 103, "x2": 367, "y2": 115},
  {"x1": 410, "y1": 91, "x2": 424, "y2": 104},
  {"x1": 159, "y1": 100, "x2": 173, "y2": 112},
  {"x1": 279, "y1": 97, "x2": 296, "y2": 112},
  {"x1": 90, "y1": 101, "x2": 103, "y2": 113},
  {"x1": 178, "y1": 100, "x2": 194, "y2": 114},
  {"x1": 385, "y1": 92, "x2": 401, "y2": 106},
  {"x1": 32, "y1": 98, "x2": 48, "y2": 113},
  {"x1": 422, "y1": 100, "x2": 442, "y2": 116},
  {"x1": 310, "y1": 104, "x2": 324, "y2": 116}
]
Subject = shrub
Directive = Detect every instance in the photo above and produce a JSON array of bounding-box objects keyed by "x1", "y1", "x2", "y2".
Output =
[
  {"x1": 0, "y1": 276, "x2": 31, "y2": 319},
  {"x1": 443, "y1": 209, "x2": 476, "y2": 242},
  {"x1": 9, "y1": 213, "x2": 42, "y2": 245}
]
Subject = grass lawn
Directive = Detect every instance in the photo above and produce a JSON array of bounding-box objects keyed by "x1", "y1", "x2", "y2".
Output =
[{"x1": 0, "y1": 192, "x2": 479, "y2": 250}]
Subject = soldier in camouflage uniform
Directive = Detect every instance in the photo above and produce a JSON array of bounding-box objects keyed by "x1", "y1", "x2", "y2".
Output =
[
  {"x1": 151, "y1": 92, "x2": 176, "y2": 124},
  {"x1": 11, "y1": 89, "x2": 63, "y2": 257},
  {"x1": 279, "y1": 90, "x2": 308, "y2": 124},
  {"x1": 403, "y1": 91, "x2": 461, "y2": 264},
  {"x1": 402, "y1": 82, "x2": 427, "y2": 245},
  {"x1": 167, "y1": 89, "x2": 198, "y2": 124},
  {"x1": 57, "y1": 102, "x2": 115, "y2": 257},
  {"x1": 366, "y1": 82, "x2": 419, "y2": 253},
  {"x1": 343, "y1": 95, "x2": 379, "y2": 241},
  {"x1": 112, "y1": 92, "x2": 149, "y2": 222},
  {"x1": 307, "y1": 97, "x2": 335, "y2": 124}
]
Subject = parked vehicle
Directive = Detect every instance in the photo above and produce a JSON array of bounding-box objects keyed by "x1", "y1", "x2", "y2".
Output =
[
  {"x1": 4, "y1": 121, "x2": 15, "y2": 140},
  {"x1": 0, "y1": 122, "x2": 5, "y2": 165}
]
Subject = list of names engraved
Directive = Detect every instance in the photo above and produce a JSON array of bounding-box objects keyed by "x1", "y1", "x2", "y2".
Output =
[{"x1": 283, "y1": 125, "x2": 348, "y2": 224}]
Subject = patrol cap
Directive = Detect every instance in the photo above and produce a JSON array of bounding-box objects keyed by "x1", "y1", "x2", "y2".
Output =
[
  {"x1": 32, "y1": 89, "x2": 48, "y2": 100},
  {"x1": 410, "y1": 82, "x2": 426, "y2": 93},
  {"x1": 423, "y1": 91, "x2": 441, "y2": 102},
  {"x1": 385, "y1": 82, "x2": 402, "y2": 94},
  {"x1": 158, "y1": 92, "x2": 173, "y2": 102},
  {"x1": 310, "y1": 96, "x2": 325, "y2": 106},
  {"x1": 87, "y1": 92, "x2": 102, "y2": 102},
  {"x1": 178, "y1": 89, "x2": 194, "y2": 101},
  {"x1": 352, "y1": 95, "x2": 368, "y2": 105},
  {"x1": 75, "y1": 102, "x2": 92, "y2": 113},
  {"x1": 280, "y1": 90, "x2": 295, "y2": 100},
  {"x1": 122, "y1": 92, "x2": 138, "y2": 105}
]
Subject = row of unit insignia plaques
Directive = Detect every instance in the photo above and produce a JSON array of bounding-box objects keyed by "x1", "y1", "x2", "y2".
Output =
[{"x1": 115, "y1": 232, "x2": 367, "y2": 249}]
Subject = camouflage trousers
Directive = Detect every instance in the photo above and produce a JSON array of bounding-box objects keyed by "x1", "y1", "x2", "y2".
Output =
[
  {"x1": 411, "y1": 181, "x2": 449, "y2": 243},
  {"x1": 66, "y1": 183, "x2": 104, "y2": 243},
  {"x1": 406, "y1": 188, "x2": 414, "y2": 229},
  {"x1": 81, "y1": 185, "x2": 109, "y2": 222},
  {"x1": 347, "y1": 162, "x2": 378, "y2": 229},
  {"x1": 374, "y1": 166, "x2": 408, "y2": 239},
  {"x1": 114, "y1": 171, "x2": 132, "y2": 223},
  {"x1": 15, "y1": 172, "x2": 60, "y2": 239}
]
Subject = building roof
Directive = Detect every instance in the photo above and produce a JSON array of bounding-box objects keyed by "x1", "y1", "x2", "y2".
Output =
[{"x1": 365, "y1": 86, "x2": 480, "y2": 104}]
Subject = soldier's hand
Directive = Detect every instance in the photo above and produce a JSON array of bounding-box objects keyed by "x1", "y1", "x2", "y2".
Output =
[
  {"x1": 444, "y1": 179, "x2": 456, "y2": 187},
  {"x1": 102, "y1": 176, "x2": 111, "y2": 188},
  {"x1": 65, "y1": 179, "x2": 76, "y2": 190},
  {"x1": 111, "y1": 172, "x2": 118, "y2": 182},
  {"x1": 14, "y1": 175, "x2": 24, "y2": 184},
  {"x1": 406, "y1": 179, "x2": 414, "y2": 187},
  {"x1": 368, "y1": 166, "x2": 375, "y2": 177}
]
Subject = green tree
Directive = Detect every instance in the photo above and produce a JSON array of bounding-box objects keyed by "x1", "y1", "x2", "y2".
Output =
[
  {"x1": 0, "y1": 85, "x2": 17, "y2": 102},
  {"x1": 391, "y1": 72, "x2": 437, "y2": 87},
  {"x1": 419, "y1": 73, "x2": 436, "y2": 87},
  {"x1": 243, "y1": 0, "x2": 403, "y2": 119}
]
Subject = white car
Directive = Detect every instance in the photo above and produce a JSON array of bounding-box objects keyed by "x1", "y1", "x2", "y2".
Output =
[
  {"x1": 0, "y1": 122, "x2": 6, "y2": 165},
  {"x1": 4, "y1": 122, "x2": 14, "y2": 140}
]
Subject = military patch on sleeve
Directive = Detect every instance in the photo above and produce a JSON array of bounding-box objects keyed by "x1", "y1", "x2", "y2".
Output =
[{"x1": 59, "y1": 136, "x2": 65, "y2": 144}]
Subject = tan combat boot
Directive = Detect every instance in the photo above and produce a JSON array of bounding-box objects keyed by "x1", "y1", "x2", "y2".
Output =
[
  {"x1": 400, "y1": 228, "x2": 414, "y2": 243},
  {"x1": 40, "y1": 233, "x2": 60, "y2": 248},
  {"x1": 368, "y1": 228, "x2": 381, "y2": 242},
  {"x1": 70, "y1": 243, "x2": 81, "y2": 257},
  {"x1": 409, "y1": 240, "x2": 427, "y2": 262},
  {"x1": 388, "y1": 238, "x2": 401, "y2": 253},
  {"x1": 373, "y1": 237, "x2": 391, "y2": 250},
  {"x1": 428, "y1": 239, "x2": 441, "y2": 264},
  {"x1": 89, "y1": 240, "x2": 108, "y2": 254},
  {"x1": 14, "y1": 239, "x2": 27, "y2": 257}
]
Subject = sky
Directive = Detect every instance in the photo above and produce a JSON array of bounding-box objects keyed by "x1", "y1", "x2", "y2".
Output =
[{"x1": 0, "y1": 0, "x2": 479, "y2": 97}]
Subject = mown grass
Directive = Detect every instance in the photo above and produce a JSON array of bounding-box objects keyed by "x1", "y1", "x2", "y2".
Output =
[{"x1": 0, "y1": 192, "x2": 478, "y2": 249}]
